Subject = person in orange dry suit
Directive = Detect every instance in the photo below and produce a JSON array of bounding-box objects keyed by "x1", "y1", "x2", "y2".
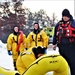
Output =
[{"x1": 6, "y1": 25, "x2": 27, "y2": 70}]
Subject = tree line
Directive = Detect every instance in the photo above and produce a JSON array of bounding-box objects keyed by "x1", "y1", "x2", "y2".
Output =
[{"x1": 0, "y1": 1, "x2": 57, "y2": 43}]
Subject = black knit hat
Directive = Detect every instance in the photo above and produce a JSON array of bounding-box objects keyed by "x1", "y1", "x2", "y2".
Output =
[
  {"x1": 34, "y1": 22, "x2": 40, "y2": 29},
  {"x1": 12, "y1": 25, "x2": 20, "y2": 35},
  {"x1": 12, "y1": 25, "x2": 19, "y2": 31},
  {"x1": 15, "y1": 73, "x2": 20, "y2": 75},
  {"x1": 62, "y1": 9, "x2": 71, "y2": 18},
  {"x1": 32, "y1": 46, "x2": 46, "y2": 58}
]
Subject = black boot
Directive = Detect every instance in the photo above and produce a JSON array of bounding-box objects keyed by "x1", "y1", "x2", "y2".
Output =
[
  {"x1": 15, "y1": 73, "x2": 20, "y2": 75},
  {"x1": 14, "y1": 62, "x2": 17, "y2": 70}
]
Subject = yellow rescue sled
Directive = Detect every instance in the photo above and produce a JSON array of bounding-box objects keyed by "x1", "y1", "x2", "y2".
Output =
[{"x1": 0, "y1": 66, "x2": 19, "y2": 75}]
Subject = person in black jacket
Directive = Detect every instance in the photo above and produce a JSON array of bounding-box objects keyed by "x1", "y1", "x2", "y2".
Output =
[{"x1": 53, "y1": 8, "x2": 75, "y2": 75}]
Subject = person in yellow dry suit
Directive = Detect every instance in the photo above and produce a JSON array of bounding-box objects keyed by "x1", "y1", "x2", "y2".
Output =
[
  {"x1": 6, "y1": 25, "x2": 27, "y2": 70},
  {"x1": 27, "y1": 22, "x2": 49, "y2": 48},
  {"x1": 16, "y1": 46, "x2": 46, "y2": 75},
  {"x1": 16, "y1": 46, "x2": 69, "y2": 75}
]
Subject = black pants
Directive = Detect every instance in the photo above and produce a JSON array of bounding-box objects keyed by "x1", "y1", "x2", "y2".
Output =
[
  {"x1": 13, "y1": 51, "x2": 20, "y2": 70},
  {"x1": 58, "y1": 43, "x2": 75, "y2": 75},
  {"x1": 14, "y1": 62, "x2": 17, "y2": 70}
]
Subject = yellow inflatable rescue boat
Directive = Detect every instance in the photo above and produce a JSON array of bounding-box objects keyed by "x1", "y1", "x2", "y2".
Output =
[
  {"x1": 0, "y1": 66, "x2": 19, "y2": 75},
  {"x1": 22, "y1": 55, "x2": 69, "y2": 75}
]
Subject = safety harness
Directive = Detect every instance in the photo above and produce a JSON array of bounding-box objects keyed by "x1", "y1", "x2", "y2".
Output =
[
  {"x1": 12, "y1": 31, "x2": 23, "y2": 52},
  {"x1": 31, "y1": 32, "x2": 42, "y2": 46},
  {"x1": 57, "y1": 21, "x2": 75, "y2": 43}
]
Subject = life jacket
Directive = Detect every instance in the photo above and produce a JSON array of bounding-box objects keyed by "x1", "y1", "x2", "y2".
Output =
[
  {"x1": 57, "y1": 21, "x2": 75, "y2": 43},
  {"x1": 57, "y1": 22, "x2": 75, "y2": 37}
]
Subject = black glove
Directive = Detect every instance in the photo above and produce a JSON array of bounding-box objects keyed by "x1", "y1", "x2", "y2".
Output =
[{"x1": 8, "y1": 51, "x2": 12, "y2": 55}]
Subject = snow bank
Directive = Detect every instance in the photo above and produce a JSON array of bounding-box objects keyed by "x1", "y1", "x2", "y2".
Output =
[{"x1": 0, "y1": 40, "x2": 14, "y2": 70}]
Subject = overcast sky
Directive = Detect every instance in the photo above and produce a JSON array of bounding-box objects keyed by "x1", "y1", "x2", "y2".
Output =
[
  {"x1": 0, "y1": 0, "x2": 74, "y2": 20},
  {"x1": 23, "y1": 0, "x2": 74, "y2": 20}
]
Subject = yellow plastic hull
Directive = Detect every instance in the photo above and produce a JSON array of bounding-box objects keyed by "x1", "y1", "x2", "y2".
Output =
[
  {"x1": 0, "y1": 66, "x2": 19, "y2": 75},
  {"x1": 23, "y1": 55, "x2": 69, "y2": 75}
]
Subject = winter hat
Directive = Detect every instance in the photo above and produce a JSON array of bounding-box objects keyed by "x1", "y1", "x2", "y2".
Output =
[
  {"x1": 32, "y1": 46, "x2": 46, "y2": 58},
  {"x1": 12, "y1": 25, "x2": 20, "y2": 35},
  {"x1": 34, "y1": 22, "x2": 40, "y2": 29},
  {"x1": 33, "y1": 22, "x2": 40, "y2": 34},
  {"x1": 15, "y1": 73, "x2": 20, "y2": 75},
  {"x1": 62, "y1": 9, "x2": 71, "y2": 18},
  {"x1": 12, "y1": 25, "x2": 19, "y2": 31},
  {"x1": 34, "y1": 22, "x2": 39, "y2": 25}
]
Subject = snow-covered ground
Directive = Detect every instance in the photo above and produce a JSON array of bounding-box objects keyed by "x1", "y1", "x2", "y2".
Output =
[
  {"x1": 0, "y1": 40, "x2": 59, "y2": 69},
  {"x1": 0, "y1": 40, "x2": 60, "y2": 75},
  {"x1": 0, "y1": 40, "x2": 65, "y2": 75},
  {"x1": 0, "y1": 40, "x2": 14, "y2": 70}
]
